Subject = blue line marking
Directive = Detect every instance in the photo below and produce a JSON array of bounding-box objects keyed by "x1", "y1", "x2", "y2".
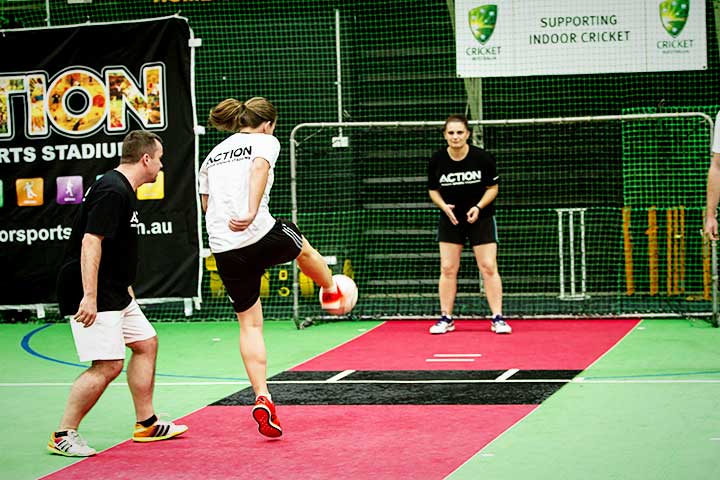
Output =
[{"x1": 21, "y1": 323, "x2": 250, "y2": 382}]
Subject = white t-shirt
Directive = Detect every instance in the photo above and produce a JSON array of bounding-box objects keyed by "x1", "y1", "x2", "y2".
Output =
[
  {"x1": 198, "y1": 133, "x2": 281, "y2": 253},
  {"x1": 713, "y1": 112, "x2": 720, "y2": 153}
]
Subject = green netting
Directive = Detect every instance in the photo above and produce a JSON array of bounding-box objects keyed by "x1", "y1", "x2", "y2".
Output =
[
  {"x1": 291, "y1": 117, "x2": 713, "y2": 320},
  {"x1": 1, "y1": 0, "x2": 718, "y2": 322}
]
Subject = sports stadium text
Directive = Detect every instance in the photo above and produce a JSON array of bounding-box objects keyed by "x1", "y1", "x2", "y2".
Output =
[{"x1": 0, "y1": 142, "x2": 123, "y2": 163}]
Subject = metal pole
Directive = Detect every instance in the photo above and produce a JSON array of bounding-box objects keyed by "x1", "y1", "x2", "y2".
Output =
[
  {"x1": 580, "y1": 209, "x2": 587, "y2": 297},
  {"x1": 569, "y1": 212, "x2": 576, "y2": 297},
  {"x1": 712, "y1": 240, "x2": 718, "y2": 327},
  {"x1": 289, "y1": 112, "x2": 714, "y2": 134},
  {"x1": 335, "y1": 9, "x2": 343, "y2": 135},
  {"x1": 557, "y1": 210, "x2": 565, "y2": 299},
  {"x1": 290, "y1": 137, "x2": 300, "y2": 328}
]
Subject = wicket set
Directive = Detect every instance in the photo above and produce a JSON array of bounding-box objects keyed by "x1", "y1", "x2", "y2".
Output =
[
  {"x1": 557, "y1": 208, "x2": 588, "y2": 300},
  {"x1": 623, "y1": 205, "x2": 711, "y2": 299}
]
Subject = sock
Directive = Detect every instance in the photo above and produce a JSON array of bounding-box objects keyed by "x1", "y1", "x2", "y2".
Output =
[
  {"x1": 138, "y1": 414, "x2": 158, "y2": 427},
  {"x1": 256, "y1": 393, "x2": 272, "y2": 402},
  {"x1": 441, "y1": 314, "x2": 452, "y2": 322},
  {"x1": 325, "y1": 282, "x2": 338, "y2": 294}
]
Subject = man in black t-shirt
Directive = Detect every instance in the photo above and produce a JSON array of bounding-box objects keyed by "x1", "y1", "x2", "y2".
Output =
[
  {"x1": 427, "y1": 114, "x2": 511, "y2": 335},
  {"x1": 59, "y1": 169, "x2": 139, "y2": 315},
  {"x1": 49, "y1": 131, "x2": 187, "y2": 457}
]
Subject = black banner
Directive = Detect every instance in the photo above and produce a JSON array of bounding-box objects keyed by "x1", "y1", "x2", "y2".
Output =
[{"x1": 0, "y1": 17, "x2": 200, "y2": 305}]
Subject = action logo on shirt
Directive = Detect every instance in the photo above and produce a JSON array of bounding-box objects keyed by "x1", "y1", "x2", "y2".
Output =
[
  {"x1": 206, "y1": 146, "x2": 253, "y2": 166},
  {"x1": 439, "y1": 171, "x2": 483, "y2": 186}
]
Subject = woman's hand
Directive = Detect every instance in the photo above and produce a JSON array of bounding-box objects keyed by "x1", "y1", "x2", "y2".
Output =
[
  {"x1": 467, "y1": 205, "x2": 480, "y2": 224},
  {"x1": 443, "y1": 204, "x2": 458, "y2": 225},
  {"x1": 228, "y1": 213, "x2": 256, "y2": 232}
]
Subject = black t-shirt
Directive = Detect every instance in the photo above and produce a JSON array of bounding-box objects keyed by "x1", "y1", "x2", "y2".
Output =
[
  {"x1": 427, "y1": 144, "x2": 499, "y2": 220},
  {"x1": 59, "y1": 170, "x2": 138, "y2": 313}
]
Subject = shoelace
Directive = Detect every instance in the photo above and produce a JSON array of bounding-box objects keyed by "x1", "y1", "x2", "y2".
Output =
[{"x1": 67, "y1": 431, "x2": 88, "y2": 447}]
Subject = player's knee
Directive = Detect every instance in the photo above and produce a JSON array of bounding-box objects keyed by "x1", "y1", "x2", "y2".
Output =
[
  {"x1": 90, "y1": 359, "x2": 124, "y2": 380},
  {"x1": 298, "y1": 245, "x2": 321, "y2": 265},
  {"x1": 127, "y1": 335, "x2": 158, "y2": 355},
  {"x1": 478, "y1": 262, "x2": 497, "y2": 277},
  {"x1": 440, "y1": 264, "x2": 459, "y2": 277}
]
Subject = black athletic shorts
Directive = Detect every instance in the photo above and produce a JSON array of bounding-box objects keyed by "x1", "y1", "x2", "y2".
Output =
[
  {"x1": 214, "y1": 219, "x2": 304, "y2": 313},
  {"x1": 436, "y1": 215, "x2": 498, "y2": 246}
]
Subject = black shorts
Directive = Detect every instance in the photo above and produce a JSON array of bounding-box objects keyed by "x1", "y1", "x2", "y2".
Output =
[
  {"x1": 214, "y1": 219, "x2": 304, "y2": 313},
  {"x1": 436, "y1": 215, "x2": 498, "y2": 246}
]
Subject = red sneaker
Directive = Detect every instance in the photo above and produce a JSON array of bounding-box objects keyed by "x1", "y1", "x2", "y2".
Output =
[
  {"x1": 321, "y1": 284, "x2": 343, "y2": 310},
  {"x1": 252, "y1": 396, "x2": 282, "y2": 438}
]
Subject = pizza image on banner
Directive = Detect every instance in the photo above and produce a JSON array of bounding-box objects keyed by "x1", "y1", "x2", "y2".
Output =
[{"x1": 0, "y1": 17, "x2": 201, "y2": 305}]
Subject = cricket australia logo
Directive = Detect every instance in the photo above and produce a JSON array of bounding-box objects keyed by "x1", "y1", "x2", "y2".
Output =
[
  {"x1": 659, "y1": 0, "x2": 689, "y2": 38},
  {"x1": 468, "y1": 5, "x2": 497, "y2": 45}
]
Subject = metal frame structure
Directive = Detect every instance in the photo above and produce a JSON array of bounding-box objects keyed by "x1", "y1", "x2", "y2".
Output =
[{"x1": 290, "y1": 112, "x2": 716, "y2": 326}]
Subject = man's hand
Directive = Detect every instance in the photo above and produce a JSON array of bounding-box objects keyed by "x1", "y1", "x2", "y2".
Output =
[
  {"x1": 705, "y1": 216, "x2": 718, "y2": 241},
  {"x1": 74, "y1": 295, "x2": 98, "y2": 328}
]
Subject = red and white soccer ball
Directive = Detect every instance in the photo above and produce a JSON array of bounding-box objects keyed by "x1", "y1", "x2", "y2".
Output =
[{"x1": 320, "y1": 274, "x2": 358, "y2": 315}]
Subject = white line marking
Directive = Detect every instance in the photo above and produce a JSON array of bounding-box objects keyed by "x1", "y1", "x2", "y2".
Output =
[
  {"x1": 269, "y1": 379, "x2": 566, "y2": 384},
  {"x1": 433, "y1": 353, "x2": 482, "y2": 357},
  {"x1": 710, "y1": 438, "x2": 720, "y2": 441},
  {"x1": 3, "y1": 378, "x2": 720, "y2": 388},
  {"x1": 425, "y1": 358, "x2": 475, "y2": 362},
  {"x1": 326, "y1": 370, "x2": 355, "y2": 382},
  {"x1": 495, "y1": 369, "x2": 519, "y2": 381},
  {"x1": 0, "y1": 381, "x2": 250, "y2": 387}
]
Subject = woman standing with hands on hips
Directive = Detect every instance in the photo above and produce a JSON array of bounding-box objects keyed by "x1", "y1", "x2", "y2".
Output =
[{"x1": 427, "y1": 114, "x2": 511, "y2": 335}]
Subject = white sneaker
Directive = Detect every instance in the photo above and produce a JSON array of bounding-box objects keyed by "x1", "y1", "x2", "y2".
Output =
[
  {"x1": 429, "y1": 318, "x2": 455, "y2": 334},
  {"x1": 491, "y1": 316, "x2": 512, "y2": 334},
  {"x1": 47, "y1": 429, "x2": 96, "y2": 457}
]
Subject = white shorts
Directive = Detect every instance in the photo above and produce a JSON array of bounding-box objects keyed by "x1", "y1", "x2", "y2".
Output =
[{"x1": 69, "y1": 300, "x2": 157, "y2": 362}]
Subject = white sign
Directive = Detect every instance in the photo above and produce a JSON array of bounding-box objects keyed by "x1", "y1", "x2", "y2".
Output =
[{"x1": 456, "y1": 0, "x2": 707, "y2": 77}]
